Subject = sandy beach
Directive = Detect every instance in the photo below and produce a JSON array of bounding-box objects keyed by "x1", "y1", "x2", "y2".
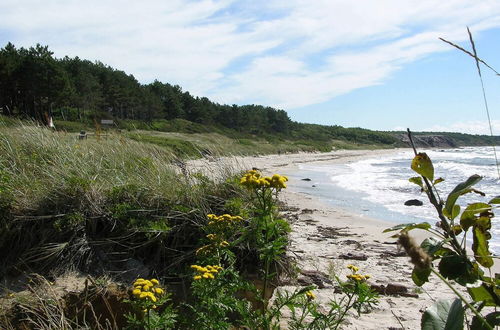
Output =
[{"x1": 189, "y1": 149, "x2": 461, "y2": 329}]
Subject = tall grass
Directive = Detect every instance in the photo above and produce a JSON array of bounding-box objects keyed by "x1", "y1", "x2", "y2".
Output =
[{"x1": 0, "y1": 121, "x2": 246, "y2": 279}]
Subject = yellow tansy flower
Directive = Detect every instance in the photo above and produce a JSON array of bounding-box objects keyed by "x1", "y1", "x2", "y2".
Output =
[{"x1": 347, "y1": 264, "x2": 359, "y2": 272}]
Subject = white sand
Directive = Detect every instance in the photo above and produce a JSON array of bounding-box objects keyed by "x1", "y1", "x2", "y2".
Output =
[{"x1": 188, "y1": 150, "x2": 484, "y2": 329}]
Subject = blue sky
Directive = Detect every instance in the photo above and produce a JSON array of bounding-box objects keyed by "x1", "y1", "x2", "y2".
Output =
[{"x1": 1, "y1": 0, "x2": 499, "y2": 134}]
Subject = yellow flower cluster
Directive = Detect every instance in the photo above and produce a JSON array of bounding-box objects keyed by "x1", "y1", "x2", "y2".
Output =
[
  {"x1": 305, "y1": 290, "x2": 315, "y2": 300},
  {"x1": 131, "y1": 278, "x2": 165, "y2": 302},
  {"x1": 346, "y1": 265, "x2": 371, "y2": 282},
  {"x1": 347, "y1": 264, "x2": 359, "y2": 272},
  {"x1": 240, "y1": 170, "x2": 288, "y2": 190},
  {"x1": 195, "y1": 244, "x2": 212, "y2": 255},
  {"x1": 206, "y1": 234, "x2": 230, "y2": 246},
  {"x1": 191, "y1": 264, "x2": 223, "y2": 280},
  {"x1": 207, "y1": 213, "x2": 243, "y2": 226},
  {"x1": 195, "y1": 233, "x2": 231, "y2": 256}
]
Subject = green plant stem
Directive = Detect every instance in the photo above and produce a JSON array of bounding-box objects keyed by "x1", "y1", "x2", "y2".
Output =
[
  {"x1": 259, "y1": 188, "x2": 272, "y2": 330},
  {"x1": 431, "y1": 268, "x2": 492, "y2": 330},
  {"x1": 334, "y1": 292, "x2": 354, "y2": 330},
  {"x1": 297, "y1": 301, "x2": 309, "y2": 327},
  {"x1": 147, "y1": 308, "x2": 151, "y2": 330},
  {"x1": 407, "y1": 129, "x2": 465, "y2": 255}
]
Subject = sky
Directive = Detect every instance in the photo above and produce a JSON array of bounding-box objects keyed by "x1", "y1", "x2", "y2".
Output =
[{"x1": 1, "y1": 0, "x2": 500, "y2": 134}]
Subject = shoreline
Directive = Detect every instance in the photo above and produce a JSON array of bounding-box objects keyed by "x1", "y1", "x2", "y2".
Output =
[{"x1": 189, "y1": 149, "x2": 458, "y2": 329}]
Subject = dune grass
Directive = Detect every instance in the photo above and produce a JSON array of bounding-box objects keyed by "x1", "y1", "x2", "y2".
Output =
[{"x1": 0, "y1": 120, "x2": 248, "y2": 280}]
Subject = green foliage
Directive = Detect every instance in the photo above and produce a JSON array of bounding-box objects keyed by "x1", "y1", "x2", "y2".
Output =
[
  {"x1": 0, "y1": 43, "x2": 419, "y2": 152},
  {"x1": 127, "y1": 133, "x2": 200, "y2": 157},
  {"x1": 384, "y1": 222, "x2": 431, "y2": 233},
  {"x1": 421, "y1": 299, "x2": 464, "y2": 330},
  {"x1": 406, "y1": 131, "x2": 500, "y2": 147},
  {"x1": 2, "y1": 43, "x2": 498, "y2": 151},
  {"x1": 387, "y1": 149, "x2": 499, "y2": 329},
  {"x1": 293, "y1": 139, "x2": 332, "y2": 152},
  {"x1": 125, "y1": 279, "x2": 177, "y2": 330},
  {"x1": 412, "y1": 267, "x2": 431, "y2": 287},
  {"x1": 177, "y1": 169, "x2": 378, "y2": 329},
  {"x1": 53, "y1": 212, "x2": 85, "y2": 232},
  {"x1": 53, "y1": 120, "x2": 90, "y2": 132},
  {"x1": 150, "y1": 118, "x2": 212, "y2": 134},
  {"x1": 411, "y1": 152, "x2": 434, "y2": 181},
  {"x1": 0, "y1": 114, "x2": 19, "y2": 127},
  {"x1": 182, "y1": 267, "x2": 253, "y2": 329},
  {"x1": 268, "y1": 279, "x2": 378, "y2": 330},
  {"x1": 0, "y1": 124, "x2": 250, "y2": 278},
  {"x1": 444, "y1": 174, "x2": 482, "y2": 216}
]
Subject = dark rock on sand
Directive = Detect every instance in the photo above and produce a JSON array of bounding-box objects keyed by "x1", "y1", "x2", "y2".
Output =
[
  {"x1": 338, "y1": 253, "x2": 368, "y2": 261},
  {"x1": 371, "y1": 283, "x2": 415, "y2": 297},
  {"x1": 404, "y1": 199, "x2": 423, "y2": 206},
  {"x1": 299, "y1": 270, "x2": 333, "y2": 289}
]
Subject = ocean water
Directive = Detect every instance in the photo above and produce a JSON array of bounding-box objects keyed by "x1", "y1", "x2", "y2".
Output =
[{"x1": 288, "y1": 147, "x2": 500, "y2": 254}]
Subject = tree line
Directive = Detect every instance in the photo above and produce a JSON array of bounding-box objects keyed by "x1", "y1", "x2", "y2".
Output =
[{"x1": 0, "y1": 42, "x2": 290, "y2": 135}]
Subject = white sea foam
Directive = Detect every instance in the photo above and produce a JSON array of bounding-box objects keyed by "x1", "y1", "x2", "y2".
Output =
[{"x1": 299, "y1": 146, "x2": 500, "y2": 254}]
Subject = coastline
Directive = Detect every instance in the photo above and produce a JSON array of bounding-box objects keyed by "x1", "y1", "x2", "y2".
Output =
[{"x1": 189, "y1": 149, "x2": 458, "y2": 329}]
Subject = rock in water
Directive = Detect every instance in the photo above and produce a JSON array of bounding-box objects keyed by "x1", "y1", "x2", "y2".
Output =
[{"x1": 404, "y1": 199, "x2": 423, "y2": 206}]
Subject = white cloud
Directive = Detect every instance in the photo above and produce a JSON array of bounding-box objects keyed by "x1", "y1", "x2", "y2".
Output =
[
  {"x1": 422, "y1": 120, "x2": 500, "y2": 135},
  {"x1": 1, "y1": 0, "x2": 500, "y2": 112},
  {"x1": 208, "y1": 0, "x2": 500, "y2": 108}
]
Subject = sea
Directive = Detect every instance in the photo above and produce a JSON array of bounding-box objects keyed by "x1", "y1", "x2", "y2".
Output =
[{"x1": 288, "y1": 147, "x2": 500, "y2": 254}]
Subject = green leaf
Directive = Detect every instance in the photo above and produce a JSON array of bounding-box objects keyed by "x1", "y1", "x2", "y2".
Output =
[
  {"x1": 471, "y1": 312, "x2": 500, "y2": 330},
  {"x1": 444, "y1": 174, "x2": 482, "y2": 217},
  {"x1": 489, "y1": 196, "x2": 500, "y2": 204},
  {"x1": 456, "y1": 261, "x2": 484, "y2": 286},
  {"x1": 420, "y1": 237, "x2": 446, "y2": 257},
  {"x1": 412, "y1": 266, "x2": 431, "y2": 286},
  {"x1": 421, "y1": 299, "x2": 464, "y2": 330},
  {"x1": 411, "y1": 153, "x2": 434, "y2": 181},
  {"x1": 409, "y1": 176, "x2": 424, "y2": 188},
  {"x1": 434, "y1": 177, "x2": 445, "y2": 185},
  {"x1": 443, "y1": 204, "x2": 461, "y2": 220},
  {"x1": 451, "y1": 205, "x2": 460, "y2": 220},
  {"x1": 468, "y1": 284, "x2": 497, "y2": 306},
  {"x1": 472, "y1": 226, "x2": 493, "y2": 268},
  {"x1": 438, "y1": 254, "x2": 469, "y2": 280},
  {"x1": 383, "y1": 222, "x2": 431, "y2": 233},
  {"x1": 460, "y1": 203, "x2": 491, "y2": 231},
  {"x1": 451, "y1": 225, "x2": 463, "y2": 235},
  {"x1": 476, "y1": 217, "x2": 492, "y2": 231}
]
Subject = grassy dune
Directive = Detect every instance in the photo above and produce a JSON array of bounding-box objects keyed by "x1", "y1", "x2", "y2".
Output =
[{"x1": 0, "y1": 120, "x2": 250, "y2": 279}]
